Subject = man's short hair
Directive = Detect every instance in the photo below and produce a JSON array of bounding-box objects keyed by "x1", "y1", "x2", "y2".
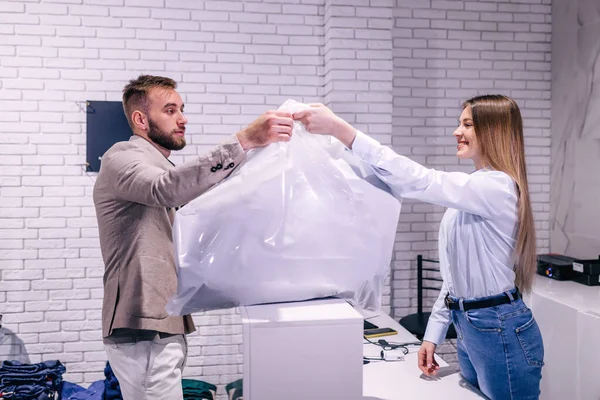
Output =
[{"x1": 122, "y1": 75, "x2": 177, "y2": 129}]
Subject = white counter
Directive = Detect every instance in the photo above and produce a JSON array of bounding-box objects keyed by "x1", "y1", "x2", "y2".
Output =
[
  {"x1": 529, "y1": 275, "x2": 600, "y2": 400},
  {"x1": 531, "y1": 273, "x2": 600, "y2": 314},
  {"x1": 360, "y1": 309, "x2": 485, "y2": 400}
]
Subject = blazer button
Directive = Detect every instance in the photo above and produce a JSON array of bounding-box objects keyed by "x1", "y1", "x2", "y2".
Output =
[{"x1": 210, "y1": 167, "x2": 217, "y2": 172}]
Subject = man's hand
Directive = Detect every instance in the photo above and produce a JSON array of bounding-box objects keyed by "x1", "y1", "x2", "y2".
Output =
[
  {"x1": 236, "y1": 110, "x2": 293, "y2": 151},
  {"x1": 417, "y1": 340, "x2": 440, "y2": 377}
]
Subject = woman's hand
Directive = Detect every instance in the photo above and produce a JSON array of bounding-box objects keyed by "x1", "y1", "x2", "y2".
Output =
[
  {"x1": 417, "y1": 340, "x2": 440, "y2": 376},
  {"x1": 292, "y1": 104, "x2": 357, "y2": 148}
]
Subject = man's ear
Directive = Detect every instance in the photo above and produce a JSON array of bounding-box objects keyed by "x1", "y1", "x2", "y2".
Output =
[{"x1": 131, "y1": 110, "x2": 147, "y2": 131}]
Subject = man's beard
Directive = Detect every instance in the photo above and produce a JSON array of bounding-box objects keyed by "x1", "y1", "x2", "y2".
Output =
[{"x1": 147, "y1": 118, "x2": 186, "y2": 151}]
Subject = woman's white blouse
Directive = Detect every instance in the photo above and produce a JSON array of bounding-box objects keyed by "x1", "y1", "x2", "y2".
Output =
[{"x1": 351, "y1": 130, "x2": 519, "y2": 345}]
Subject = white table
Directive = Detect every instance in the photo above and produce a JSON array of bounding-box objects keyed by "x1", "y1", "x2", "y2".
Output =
[
  {"x1": 359, "y1": 309, "x2": 485, "y2": 400},
  {"x1": 528, "y1": 275, "x2": 600, "y2": 400}
]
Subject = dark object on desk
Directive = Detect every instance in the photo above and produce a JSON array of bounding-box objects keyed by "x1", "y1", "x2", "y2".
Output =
[
  {"x1": 399, "y1": 255, "x2": 457, "y2": 341},
  {"x1": 536, "y1": 254, "x2": 576, "y2": 280},
  {"x1": 86, "y1": 100, "x2": 133, "y2": 172},
  {"x1": 572, "y1": 256, "x2": 600, "y2": 286},
  {"x1": 364, "y1": 327, "x2": 397, "y2": 339},
  {"x1": 572, "y1": 257, "x2": 600, "y2": 275},
  {"x1": 364, "y1": 319, "x2": 378, "y2": 330},
  {"x1": 571, "y1": 273, "x2": 600, "y2": 286}
]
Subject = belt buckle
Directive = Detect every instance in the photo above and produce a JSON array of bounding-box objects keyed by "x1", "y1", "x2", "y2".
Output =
[{"x1": 444, "y1": 295, "x2": 454, "y2": 308}]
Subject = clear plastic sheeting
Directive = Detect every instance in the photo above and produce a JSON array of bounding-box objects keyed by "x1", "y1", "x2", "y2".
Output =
[{"x1": 166, "y1": 99, "x2": 401, "y2": 316}]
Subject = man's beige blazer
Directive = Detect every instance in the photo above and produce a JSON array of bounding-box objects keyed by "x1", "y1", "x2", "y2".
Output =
[{"x1": 93, "y1": 134, "x2": 245, "y2": 338}]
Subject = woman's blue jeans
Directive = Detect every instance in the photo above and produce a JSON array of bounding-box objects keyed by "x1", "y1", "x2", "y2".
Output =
[{"x1": 450, "y1": 296, "x2": 544, "y2": 400}]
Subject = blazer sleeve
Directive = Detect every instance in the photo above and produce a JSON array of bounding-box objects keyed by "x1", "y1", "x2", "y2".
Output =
[{"x1": 103, "y1": 135, "x2": 246, "y2": 208}]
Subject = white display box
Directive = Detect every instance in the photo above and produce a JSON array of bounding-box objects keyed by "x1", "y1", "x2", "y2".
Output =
[{"x1": 241, "y1": 298, "x2": 364, "y2": 400}]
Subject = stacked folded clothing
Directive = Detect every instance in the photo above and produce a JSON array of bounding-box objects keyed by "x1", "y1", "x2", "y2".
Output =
[
  {"x1": 182, "y1": 379, "x2": 216, "y2": 400},
  {"x1": 61, "y1": 380, "x2": 105, "y2": 400},
  {"x1": 102, "y1": 362, "x2": 121, "y2": 400},
  {"x1": 0, "y1": 360, "x2": 66, "y2": 400},
  {"x1": 225, "y1": 379, "x2": 243, "y2": 400}
]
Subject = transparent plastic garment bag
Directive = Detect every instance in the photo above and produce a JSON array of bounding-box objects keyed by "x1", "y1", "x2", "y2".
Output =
[{"x1": 166, "y1": 100, "x2": 401, "y2": 316}]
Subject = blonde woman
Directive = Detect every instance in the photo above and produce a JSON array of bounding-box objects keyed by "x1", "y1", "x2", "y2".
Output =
[{"x1": 294, "y1": 95, "x2": 543, "y2": 399}]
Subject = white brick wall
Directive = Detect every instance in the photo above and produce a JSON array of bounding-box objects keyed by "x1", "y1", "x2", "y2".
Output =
[
  {"x1": 324, "y1": 0, "x2": 395, "y2": 314},
  {"x1": 0, "y1": 0, "x2": 551, "y2": 393},
  {"x1": 0, "y1": 0, "x2": 326, "y2": 396}
]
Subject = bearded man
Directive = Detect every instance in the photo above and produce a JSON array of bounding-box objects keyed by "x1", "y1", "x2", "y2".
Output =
[{"x1": 93, "y1": 75, "x2": 293, "y2": 400}]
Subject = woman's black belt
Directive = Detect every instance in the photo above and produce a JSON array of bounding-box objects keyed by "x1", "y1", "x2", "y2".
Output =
[{"x1": 445, "y1": 289, "x2": 521, "y2": 311}]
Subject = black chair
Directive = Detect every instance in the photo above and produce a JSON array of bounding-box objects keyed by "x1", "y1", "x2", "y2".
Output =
[{"x1": 399, "y1": 254, "x2": 457, "y2": 340}]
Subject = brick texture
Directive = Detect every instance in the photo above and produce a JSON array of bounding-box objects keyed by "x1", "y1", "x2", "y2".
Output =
[{"x1": 0, "y1": 0, "x2": 551, "y2": 391}]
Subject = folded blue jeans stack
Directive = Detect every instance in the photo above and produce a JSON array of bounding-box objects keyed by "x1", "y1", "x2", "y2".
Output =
[
  {"x1": 102, "y1": 362, "x2": 121, "y2": 400},
  {"x1": 0, "y1": 360, "x2": 66, "y2": 400}
]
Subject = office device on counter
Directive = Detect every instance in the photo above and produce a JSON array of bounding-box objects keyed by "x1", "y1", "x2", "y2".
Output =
[
  {"x1": 536, "y1": 254, "x2": 576, "y2": 280},
  {"x1": 571, "y1": 256, "x2": 600, "y2": 286}
]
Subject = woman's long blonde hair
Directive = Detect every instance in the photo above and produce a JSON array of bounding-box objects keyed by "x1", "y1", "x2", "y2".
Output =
[{"x1": 463, "y1": 94, "x2": 536, "y2": 293}]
